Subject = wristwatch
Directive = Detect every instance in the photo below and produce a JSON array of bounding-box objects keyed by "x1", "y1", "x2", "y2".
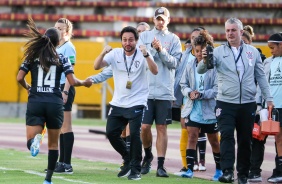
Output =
[
  {"x1": 63, "y1": 91, "x2": 69, "y2": 95},
  {"x1": 143, "y1": 52, "x2": 150, "y2": 58}
]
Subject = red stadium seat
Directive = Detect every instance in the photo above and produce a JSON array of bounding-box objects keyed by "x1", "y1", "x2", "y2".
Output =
[
  {"x1": 0, "y1": 27, "x2": 270, "y2": 41},
  {"x1": 0, "y1": 0, "x2": 281, "y2": 9}
]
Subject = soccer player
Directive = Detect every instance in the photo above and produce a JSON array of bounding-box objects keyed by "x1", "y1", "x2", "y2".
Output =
[
  {"x1": 16, "y1": 18, "x2": 92, "y2": 184},
  {"x1": 180, "y1": 30, "x2": 222, "y2": 181}
]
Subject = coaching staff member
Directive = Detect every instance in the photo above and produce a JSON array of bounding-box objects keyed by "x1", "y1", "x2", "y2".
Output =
[{"x1": 197, "y1": 17, "x2": 273, "y2": 184}]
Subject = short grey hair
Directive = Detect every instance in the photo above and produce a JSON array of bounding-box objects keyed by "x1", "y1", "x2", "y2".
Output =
[
  {"x1": 225, "y1": 17, "x2": 243, "y2": 30},
  {"x1": 136, "y1": 22, "x2": 150, "y2": 30}
]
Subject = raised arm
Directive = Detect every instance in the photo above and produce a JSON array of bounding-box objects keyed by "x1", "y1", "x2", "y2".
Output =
[
  {"x1": 94, "y1": 45, "x2": 112, "y2": 70},
  {"x1": 139, "y1": 45, "x2": 158, "y2": 75},
  {"x1": 156, "y1": 36, "x2": 182, "y2": 69}
]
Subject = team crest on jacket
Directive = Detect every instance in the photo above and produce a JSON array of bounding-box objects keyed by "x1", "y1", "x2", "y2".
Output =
[
  {"x1": 246, "y1": 51, "x2": 253, "y2": 60},
  {"x1": 134, "y1": 60, "x2": 140, "y2": 68},
  {"x1": 246, "y1": 51, "x2": 253, "y2": 66},
  {"x1": 215, "y1": 108, "x2": 222, "y2": 117}
]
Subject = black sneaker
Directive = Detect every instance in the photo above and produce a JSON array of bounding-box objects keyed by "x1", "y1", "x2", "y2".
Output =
[
  {"x1": 128, "y1": 173, "x2": 141, "y2": 180},
  {"x1": 44, "y1": 162, "x2": 60, "y2": 172},
  {"x1": 218, "y1": 170, "x2": 234, "y2": 183},
  {"x1": 141, "y1": 155, "x2": 153, "y2": 175},
  {"x1": 64, "y1": 164, "x2": 73, "y2": 174},
  {"x1": 268, "y1": 169, "x2": 282, "y2": 183},
  {"x1": 54, "y1": 163, "x2": 73, "y2": 174},
  {"x1": 54, "y1": 162, "x2": 65, "y2": 173},
  {"x1": 156, "y1": 167, "x2": 169, "y2": 177},
  {"x1": 117, "y1": 162, "x2": 131, "y2": 178},
  {"x1": 238, "y1": 176, "x2": 249, "y2": 184},
  {"x1": 248, "y1": 172, "x2": 262, "y2": 182}
]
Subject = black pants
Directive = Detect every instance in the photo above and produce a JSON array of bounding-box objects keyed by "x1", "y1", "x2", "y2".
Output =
[
  {"x1": 215, "y1": 101, "x2": 256, "y2": 177},
  {"x1": 250, "y1": 136, "x2": 267, "y2": 174},
  {"x1": 106, "y1": 105, "x2": 144, "y2": 173}
]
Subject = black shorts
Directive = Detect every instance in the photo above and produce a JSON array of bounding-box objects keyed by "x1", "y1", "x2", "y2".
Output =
[
  {"x1": 26, "y1": 102, "x2": 64, "y2": 129},
  {"x1": 143, "y1": 99, "x2": 172, "y2": 125},
  {"x1": 172, "y1": 107, "x2": 181, "y2": 122},
  {"x1": 186, "y1": 119, "x2": 219, "y2": 134},
  {"x1": 276, "y1": 108, "x2": 282, "y2": 127},
  {"x1": 60, "y1": 84, "x2": 75, "y2": 111}
]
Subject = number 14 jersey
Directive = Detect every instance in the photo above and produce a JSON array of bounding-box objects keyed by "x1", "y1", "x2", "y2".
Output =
[{"x1": 19, "y1": 54, "x2": 74, "y2": 104}]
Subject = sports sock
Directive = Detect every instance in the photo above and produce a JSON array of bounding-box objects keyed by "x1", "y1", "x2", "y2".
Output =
[
  {"x1": 157, "y1": 157, "x2": 165, "y2": 169},
  {"x1": 186, "y1": 149, "x2": 196, "y2": 171},
  {"x1": 180, "y1": 129, "x2": 188, "y2": 168},
  {"x1": 45, "y1": 150, "x2": 58, "y2": 182},
  {"x1": 198, "y1": 132, "x2": 206, "y2": 161},
  {"x1": 27, "y1": 139, "x2": 33, "y2": 150},
  {"x1": 213, "y1": 152, "x2": 221, "y2": 170},
  {"x1": 58, "y1": 134, "x2": 64, "y2": 163},
  {"x1": 195, "y1": 144, "x2": 198, "y2": 163},
  {"x1": 63, "y1": 132, "x2": 74, "y2": 165},
  {"x1": 144, "y1": 145, "x2": 152, "y2": 158}
]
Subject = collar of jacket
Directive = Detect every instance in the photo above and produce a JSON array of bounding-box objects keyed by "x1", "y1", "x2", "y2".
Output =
[
  {"x1": 152, "y1": 27, "x2": 169, "y2": 35},
  {"x1": 225, "y1": 40, "x2": 245, "y2": 49}
]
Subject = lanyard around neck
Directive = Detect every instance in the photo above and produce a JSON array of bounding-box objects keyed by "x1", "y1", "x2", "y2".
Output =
[
  {"x1": 230, "y1": 46, "x2": 243, "y2": 64},
  {"x1": 228, "y1": 42, "x2": 243, "y2": 64},
  {"x1": 123, "y1": 49, "x2": 137, "y2": 77}
]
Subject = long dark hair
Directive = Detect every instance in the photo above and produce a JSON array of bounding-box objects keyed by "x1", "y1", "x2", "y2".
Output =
[{"x1": 23, "y1": 18, "x2": 60, "y2": 72}]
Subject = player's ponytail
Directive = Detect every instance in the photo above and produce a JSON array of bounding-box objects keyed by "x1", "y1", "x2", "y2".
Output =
[{"x1": 23, "y1": 18, "x2": 60, "y2": 72}]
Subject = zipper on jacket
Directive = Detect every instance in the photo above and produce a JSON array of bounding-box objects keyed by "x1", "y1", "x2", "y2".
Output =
[
  {"x1": 229, "y1": 45, "x2": 244, "y2": 104},
  {"x1": 239, "y1": 56, "x2": 245, "y2": 104}
]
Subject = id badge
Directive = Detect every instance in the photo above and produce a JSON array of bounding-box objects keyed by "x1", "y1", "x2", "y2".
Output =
[{"x1": 126, "y1": 81, "x2": 132, "y2": 89}]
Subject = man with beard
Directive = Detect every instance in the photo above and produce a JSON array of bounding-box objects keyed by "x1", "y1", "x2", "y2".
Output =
[{"x1": 93, "y1": 26, "x2": 158, "y2": 180}]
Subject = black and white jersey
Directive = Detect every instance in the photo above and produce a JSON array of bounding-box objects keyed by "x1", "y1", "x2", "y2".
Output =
[{"x1": 19, "y1": 54, "x2": 74, "y2": 104}]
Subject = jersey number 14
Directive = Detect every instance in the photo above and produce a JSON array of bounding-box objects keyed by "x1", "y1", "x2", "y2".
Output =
[{"x1": 37, "y1": 65, "x2": 56, "y2": 87}]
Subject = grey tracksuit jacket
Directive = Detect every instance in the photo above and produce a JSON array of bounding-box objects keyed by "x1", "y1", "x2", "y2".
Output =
[
  {"x1": 180, "y1": 59, "x2": 218, "y2": 119},
  {"x1": 138, "y1": 27, "x2": 182, "y2": 100},
  {"x1": 173, "y1": 47, "x2": 193, "y2": 108},
  {"x1": 197, "y1": 42, "x2": 272, "y2": 104}
]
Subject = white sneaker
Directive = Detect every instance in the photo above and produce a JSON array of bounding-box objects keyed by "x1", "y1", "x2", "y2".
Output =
[
  {"x1": 193, "y1": 164, "x2": 199, "y2": 171},
  {"x1": 198, "y1": 160, "x2": 206, "y2": 171},
  {"x1": 30, "y1": 134, "x2": 42, "y2": 157}
]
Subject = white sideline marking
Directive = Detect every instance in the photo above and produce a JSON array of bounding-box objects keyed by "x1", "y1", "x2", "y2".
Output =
[{"x1": 0, "y1": 167, "x2": 94, "y2": 184}]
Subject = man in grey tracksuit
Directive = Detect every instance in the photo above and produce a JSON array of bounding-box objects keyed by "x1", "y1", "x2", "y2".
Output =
[
  {"x1": 137, "y1": 7, "x2": 182, "y2": 177},
  {"x1": 197, "y1": 18, "x2": 273, "y2": 184}
]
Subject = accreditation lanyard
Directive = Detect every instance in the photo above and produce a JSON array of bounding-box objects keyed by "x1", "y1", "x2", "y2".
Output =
[
  {"x1": 230, "y1": 46, "x2": 243, "y2": 78},
  {"x1": 231, "y1": 46, "x2": 243, "y2": 64},
  {"x1": 123, "y1": 50, "x2": 137, "y2": 80}
]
